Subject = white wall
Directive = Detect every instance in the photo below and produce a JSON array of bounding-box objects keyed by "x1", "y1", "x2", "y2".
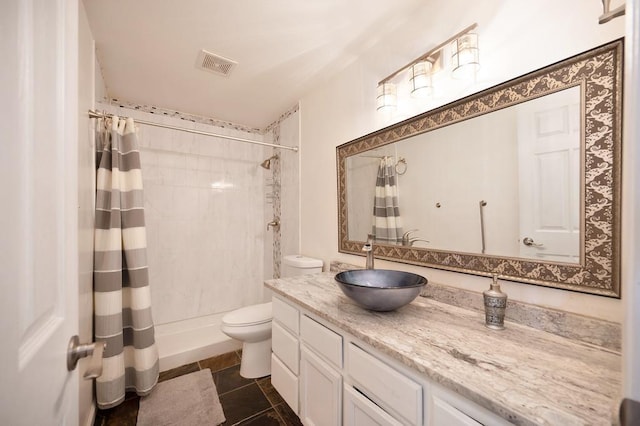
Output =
[
  {"x1": 95, "y1": 57, "x2": 107, "y2": 102},
  {"x1": 99, "y1": 103, "x2": 269, "y2": 325},
  {"x1": 299, "y1": 0, "x2": 625, "y2": 321},
  {"x1": 400, "y1": 108, "x2": 520, "y2": 255}
]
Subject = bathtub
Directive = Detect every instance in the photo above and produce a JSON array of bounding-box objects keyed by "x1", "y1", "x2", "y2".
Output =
[{"x1": 155, "y1": 311, "x2": 242, "y2": 372}]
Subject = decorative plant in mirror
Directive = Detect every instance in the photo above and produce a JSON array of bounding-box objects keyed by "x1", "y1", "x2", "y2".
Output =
[{"x1": 337, "y1": 40, "x2": 623, "y2": 297}]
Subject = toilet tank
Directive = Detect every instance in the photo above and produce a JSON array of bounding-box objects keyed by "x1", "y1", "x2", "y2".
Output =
[{"x1": 282, "y1": 255, "x2": 323, "y2": 277}]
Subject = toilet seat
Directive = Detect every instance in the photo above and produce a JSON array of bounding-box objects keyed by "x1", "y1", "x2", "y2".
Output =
[{"x1": 222, "y1": 302, "x2": 272, "y2": 327}]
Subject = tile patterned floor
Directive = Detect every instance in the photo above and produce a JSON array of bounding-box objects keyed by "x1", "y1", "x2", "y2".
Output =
[{"x1": 95, "y1": 350, "x2": 303, "y2": 426}]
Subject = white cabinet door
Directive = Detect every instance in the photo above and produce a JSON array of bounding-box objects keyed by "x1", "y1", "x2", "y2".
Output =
[
  {"x1": 343, "y1": 385, "x2": 402, "y2": 426},
  {"x1": 300, "y1": 345, "x2": 342, "y2": 426}
]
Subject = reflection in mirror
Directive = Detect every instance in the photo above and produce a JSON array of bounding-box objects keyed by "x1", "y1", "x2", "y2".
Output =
[
  {"x1": 346, "y1": 86, "x2": 581, "y2": 263},
  {"x1": 337, "y1": 40, "x2": 622, "y2": 297}
]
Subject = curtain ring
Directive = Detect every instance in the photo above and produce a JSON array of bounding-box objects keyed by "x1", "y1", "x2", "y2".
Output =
[{"x1": 395, "y1": 157, "x2": 407, "y2": 175}]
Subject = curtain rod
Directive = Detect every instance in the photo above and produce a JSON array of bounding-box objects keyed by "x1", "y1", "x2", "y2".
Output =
[
  {"x1": 88, "y1": 110, "x2": 299, "y2": 152},
  {"x1": 353, "y1": 155, "x2": 407, "y2": 174}
]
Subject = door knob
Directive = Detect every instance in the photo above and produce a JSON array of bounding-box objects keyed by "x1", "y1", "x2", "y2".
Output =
[
  {"x1": 522, "y1": 237, "x2": 544, "y2": 247},
  {"x1": 67, "y1": 335, "x2": 106, "y2": 379}
]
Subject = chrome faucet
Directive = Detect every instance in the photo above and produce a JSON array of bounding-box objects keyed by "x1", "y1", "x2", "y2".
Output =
[
  {"x1": 363, "y1": 234, "x2": 375, "y2": 269},
  {"x1": 408, "y1": 238, "x2": 430, "y2": 247},
  {"x1": 402, "y1": 229, "x2": 430, "y2": 247}
]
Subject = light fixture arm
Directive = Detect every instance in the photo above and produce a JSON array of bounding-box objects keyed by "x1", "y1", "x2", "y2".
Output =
[
  {"x1": 599, "y1": 0, "x2": 625, "y2": 24},
  {"x1": 378, "y1": 23, "x2": 478, "y2": 84}
]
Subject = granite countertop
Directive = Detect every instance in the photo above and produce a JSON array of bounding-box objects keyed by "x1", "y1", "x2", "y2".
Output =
[{"x1": 265, "y1": 272, "x2": 621, "y2": 426}]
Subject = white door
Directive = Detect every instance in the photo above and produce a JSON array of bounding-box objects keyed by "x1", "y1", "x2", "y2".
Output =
[
  {"x1": 0, "y1": 0, "x2": 80, "y2": 425},
  {"x1": 517, "y1": 86, "x2": 581, "y2": 263}
]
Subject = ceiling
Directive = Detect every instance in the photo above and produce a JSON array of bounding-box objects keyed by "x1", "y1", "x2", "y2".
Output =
[{"x1": 83, "y1": 0, "x2": 444, "y2": 129}]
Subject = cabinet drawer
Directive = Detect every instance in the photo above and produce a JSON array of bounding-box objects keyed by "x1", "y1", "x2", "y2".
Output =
[
  {"x1": 300, "y1": 314, "x2": 343, "y2": 369},
  {"x1": 271, "y1": 354, "x2": 299, "y2": 414},
  {"x1": 347, "y1": 344, "x2": 422, "y2": 426},
  {"x1": 344, "y1": 385, "x2": 403, "y2": 426},
  {"x1": 272, "y1": 321, "x2": 299, "y2": 374},
  {"x1": 273, "y1": 296, "x2": 299, "y2": 334},
  {"x1": 431, "y1": 396, "x2": 482, "y2": 426}
]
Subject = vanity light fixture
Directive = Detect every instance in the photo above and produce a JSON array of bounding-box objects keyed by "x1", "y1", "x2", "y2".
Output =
[
  {"x1": 376, "y1": 82, "x2": 397, "y2": 111},
  {"x1": 376, "y1": 23, "x2": 478, "y2": 112},
  {"x1": 409, "y1": 60, "x2": 433, "y2": 98},
  {"x1": 451, "y1": 32, "x2": 480, "y2": 79}
]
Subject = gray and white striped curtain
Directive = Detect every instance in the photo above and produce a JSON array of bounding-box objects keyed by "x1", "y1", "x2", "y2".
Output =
[
  {"x1": 94, "y1": 116, "x2": 159, "y2": 409},
  {"x1": 372, "y1": 157, "x2": 403, "y2": 243}
]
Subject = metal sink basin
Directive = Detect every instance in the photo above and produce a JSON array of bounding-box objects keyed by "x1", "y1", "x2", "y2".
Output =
[{"x1": 334, "y1": 269, "x2": 427, "y2": 311}]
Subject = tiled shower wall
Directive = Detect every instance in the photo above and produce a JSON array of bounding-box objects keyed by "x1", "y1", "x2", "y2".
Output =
[
  {"x1": 98, "y1": 102, "x2": 274, "y2": 325},
  {"x1": 262, "y1": 108, "x2": 301, "y2": 279},
  {"x1": 275, "y1": 109, "x2": 301, "y2": 275}
]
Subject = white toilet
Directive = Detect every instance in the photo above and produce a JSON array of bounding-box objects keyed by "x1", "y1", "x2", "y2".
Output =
[{"x1": 221, "y1": 255, "x2": 323, "y2": 378}]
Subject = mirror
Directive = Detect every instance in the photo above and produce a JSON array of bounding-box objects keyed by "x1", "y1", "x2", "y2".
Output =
[
  {"x1": 346, "y1": 86, "x2": 581, "y2": 262},
  {"x1": 337, "y1": 40, "x2": 622, "y2": 297}
]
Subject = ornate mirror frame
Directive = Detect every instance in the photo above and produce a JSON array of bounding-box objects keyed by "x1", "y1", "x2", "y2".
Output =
[{"x1": 337, "y1": 39, "x2": 623, "y2": 297}]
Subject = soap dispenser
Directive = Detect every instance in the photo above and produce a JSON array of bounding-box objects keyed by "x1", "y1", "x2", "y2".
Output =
[{"x1": 483, "y1": 274, "x2": 507, "y2": 330}]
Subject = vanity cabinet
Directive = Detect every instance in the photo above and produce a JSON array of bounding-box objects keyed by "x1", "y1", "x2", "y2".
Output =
[
  {"x1": 271, "y1": 297, "x2": 301, "y2": 413},
  {"x1": 271, "y1": 295, "x2": 509, "y2": 426},
  {"x1": 272, "y1": 296, "x2": 344, "y2": 424}
]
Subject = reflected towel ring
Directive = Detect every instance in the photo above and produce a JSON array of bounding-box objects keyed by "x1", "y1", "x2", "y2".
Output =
[{"x1": 395, "y1": 157, "x2": 407, "y2": 175}]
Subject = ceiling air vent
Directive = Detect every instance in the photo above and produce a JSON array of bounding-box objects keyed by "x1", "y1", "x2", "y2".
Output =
[{"x1": 196, "y1": 49, "x2": 237, "y2": 77}]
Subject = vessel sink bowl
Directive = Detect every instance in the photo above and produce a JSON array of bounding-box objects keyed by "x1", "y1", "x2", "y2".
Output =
[{"x1": 334, "y1": 269, "x2": 427, "y2": 311}]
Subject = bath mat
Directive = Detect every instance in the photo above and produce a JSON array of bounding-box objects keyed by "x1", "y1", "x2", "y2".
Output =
[{"x1": 137, "y1": 368, "x2": 225, "y2": 426}]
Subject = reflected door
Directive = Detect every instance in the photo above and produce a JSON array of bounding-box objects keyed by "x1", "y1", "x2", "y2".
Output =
[{"x1": 517, "y1": 87, "x2": 581, "y2": 263}]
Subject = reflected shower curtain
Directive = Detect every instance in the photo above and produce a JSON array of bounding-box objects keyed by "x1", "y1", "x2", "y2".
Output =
[
  {"x1": 372, "y1": 157, "x2": 403, "y2": 243},
  {"x1": 94, "y1": 116, "x2": 159, "y2": 409}
]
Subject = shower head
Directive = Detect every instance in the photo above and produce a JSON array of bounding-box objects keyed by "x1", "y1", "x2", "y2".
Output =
[{"x1": 260, "y1": 155, "x2": 279, "y2": 170}]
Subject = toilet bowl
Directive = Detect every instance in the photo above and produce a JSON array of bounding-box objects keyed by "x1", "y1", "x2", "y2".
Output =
[
  {"x1": 221, "y1": 302, "x2": 272, "y2": 378},
  {"x1": 220, "y1": 255, "x2": 323, "y2": 378}
]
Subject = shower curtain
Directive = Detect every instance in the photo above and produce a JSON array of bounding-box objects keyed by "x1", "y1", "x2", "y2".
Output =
[
  {"x1": 372, "y1": 157, "x2": 403, "y2": 243},
  {"x1": 94, "y1": 116, "x2": 159, "y2": 409}
]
